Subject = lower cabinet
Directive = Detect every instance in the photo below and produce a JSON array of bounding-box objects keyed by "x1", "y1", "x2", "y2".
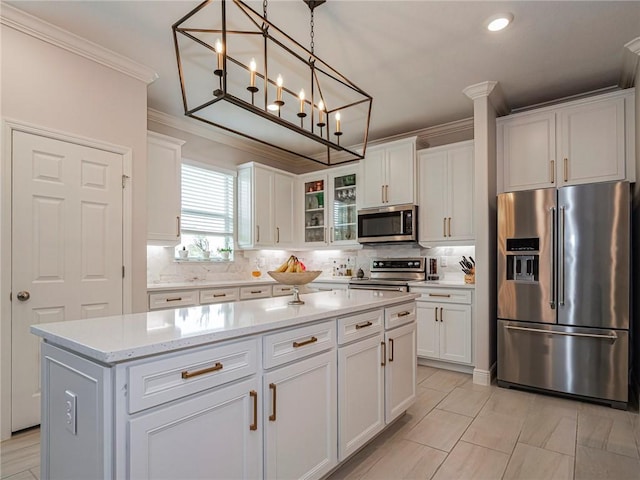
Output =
[
  {"x1": 416, "y1": 297, "x2": 472, "y2": 364},
  {"x1": 263, "y1": 350, "x2": 337, "y2": 480},
  {"x1": 128, "y1": 377, "x2": 262, "y2": 479},
  {"x1": 384, "y1": 321, "x2": 417, "y2": 422}
]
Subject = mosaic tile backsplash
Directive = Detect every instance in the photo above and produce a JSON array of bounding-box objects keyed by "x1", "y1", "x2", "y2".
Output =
[{"x1": 147, "y1": 244, "x2": 475, "y2": 284}]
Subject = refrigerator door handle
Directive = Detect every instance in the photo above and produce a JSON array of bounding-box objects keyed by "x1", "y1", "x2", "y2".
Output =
[
  {"x1": 504, "y1": 325, "x2": 618, "y2": 340},
  {"x1": 559, "y1": 206, "x2": 566, "y2": 306},
  {"x1": 549, "y1": 206, "x2": 556, "y2": 309}
]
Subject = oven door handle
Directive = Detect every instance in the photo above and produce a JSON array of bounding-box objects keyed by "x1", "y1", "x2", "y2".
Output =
[{"x1": 349, "y1": 284, "x2": 407, "y2": 292}]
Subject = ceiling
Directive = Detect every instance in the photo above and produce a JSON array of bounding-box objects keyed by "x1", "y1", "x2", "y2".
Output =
[{"x1": 4, "y1": 1, "x2": 640, "y2": 172}]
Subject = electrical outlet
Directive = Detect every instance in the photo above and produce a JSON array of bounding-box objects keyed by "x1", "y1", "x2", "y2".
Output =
[
  {"x1": 64, "y1": 390, "x2": 77, "y2": 435},
  {"x1": 440, "y1": 257, "x2": 448, "y2": 267}
]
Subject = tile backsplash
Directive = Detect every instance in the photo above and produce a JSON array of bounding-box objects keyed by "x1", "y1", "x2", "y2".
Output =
[{"x1": 147, "y1": 244, "x2": 475, "y2": 285}]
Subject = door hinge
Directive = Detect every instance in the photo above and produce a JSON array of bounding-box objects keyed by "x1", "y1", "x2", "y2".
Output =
[
  {"x1": 122, "y1": 174, "x2": 130, "y2": 189},
  {"x1": 122, "y1": 266, "x2": 125, "y2": 278}
]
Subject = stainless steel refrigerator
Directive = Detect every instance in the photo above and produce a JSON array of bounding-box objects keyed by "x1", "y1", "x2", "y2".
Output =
[{"x1": 497, "y1": 181, "x2": 630, "y2": 409}]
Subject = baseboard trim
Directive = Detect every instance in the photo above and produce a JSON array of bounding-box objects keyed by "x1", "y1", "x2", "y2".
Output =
[
  {"x1": 417, "y1": 357, "x2": 474, "y2": 375},
  {"x1": 473, "y1": 362, "x2": 496, "y2": 386}
]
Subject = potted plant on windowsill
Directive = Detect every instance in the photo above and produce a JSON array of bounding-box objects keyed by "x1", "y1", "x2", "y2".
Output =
[
  {"x1": 217, "y1": 246, "x2": 233, "y2": 260},
  {"x1": 191, "y1": 237, "x2": 211, "y2": 260}
]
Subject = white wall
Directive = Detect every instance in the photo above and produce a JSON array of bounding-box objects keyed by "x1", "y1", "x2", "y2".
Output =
[{"x1": 1, "y1": 24, "x2": 149, "y2": 438}]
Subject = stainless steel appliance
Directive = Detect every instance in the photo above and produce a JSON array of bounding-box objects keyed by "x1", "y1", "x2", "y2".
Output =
[
  {"x1": 497, "y1": 181, "x2": 630, "y2": 408},
  {"x1": 357, "y1": 204, "x2": 417, "y2": 244},
  {"x1": 349, "y1": 257, "x2": 425, "y2": 292}
]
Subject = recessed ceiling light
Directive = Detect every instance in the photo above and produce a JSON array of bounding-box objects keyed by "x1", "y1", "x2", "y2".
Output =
[{"x1": 486, "y1": 13, "x2": 513, "y2": 32}]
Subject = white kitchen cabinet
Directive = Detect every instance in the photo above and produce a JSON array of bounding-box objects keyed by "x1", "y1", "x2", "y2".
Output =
[
  {"x1": 237, "y1": 162, "x2": 295, "y2": 248},
  {"x1": 147, "y1": 132, "x2": 185, "y2": 246},
  {"x1": 263, "y1": 349, "x2": 337, "y2": 480},
  {"x1": 301, "y1": 174, "x2": 329, "y2": 245},
  {"x1": 240, "y1": 285, "x2": 272, "y2": 300},
  {"x1": 415, "y1": 288, "x2": 472, "y2": 365},
  {"x1": 418, "y1": 140, "x2": 474, "y2": 244},
  {"x1": 361, "y1": 137, "x2": 416, "y2": 208},
  {"x1": 384, "y1": 321, "x2": 417, "y2": 423},
  {"x1": 128, "y1": 376, "x2": 262, "y2": 480},
  {"x1": 498, "y1": 89, "x2": 635, "y2": 193},
  {"x1": 148, "y1": 290, "x2": 198, "y2": 310}
]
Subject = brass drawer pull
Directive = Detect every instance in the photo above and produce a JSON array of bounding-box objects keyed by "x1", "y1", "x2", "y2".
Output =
[
  {"x1": 564, "y1": 158, "x2": 568, "y2": 182},
  {"x1": 443, "y1": 217, "x2": 447, "y2": 237},
  {"x1": 355, "y1": 321, "x2": 373, "y2": 330},
  {"x1": 428, "y1": 293, "x2": 451, "y2": 298},
  {"x1": 293, "y1": 336, "x2": 318, "y2": 348},
  {"x1": 389, "y1": 338, "x2": 394, "y2": 362},
  {"x1": 280, "y1": 288, "x2": 292, "y2": 292},
  {"x1": 448, "y1": 217, "x2": 452, "y2": 237},
  {"x1": 397, "y1": 311, "x2": 411, "y2": 317},
  {"x1": 250, "y1": 290, "x2": 263, "y2": 294},
  {"x1": 434, "y1": 307, "x2": 438, "y2": 322},
  {"x1": 181, "y1": 362, "x2": 223, "y2": 379},
  {"x1": 269, "y1": 383, "x2": 277, "y2": 421},
  {"x1": 381, "y1": 341, "x2": 386, "y2": 366},
  {"x1": 213, "y1": 293, "x2": 227, "y2": 298},
  {"x1": 176, "y1": 216, "x2": 181, "y2": 237},
  {"x1": 166, "y1": 297, "x2": 182, "y2": 302},
  {"x1": 440, "y1": 307, "x2": 443, "y2": 322},
  {"x1": 249, "y1": 390, "x2": 258, "y2": 431}
]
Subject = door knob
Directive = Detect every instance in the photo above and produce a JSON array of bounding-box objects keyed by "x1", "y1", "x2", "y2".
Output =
[{"x1": 16, "y1": 291, "x2": 30, "y2": 301}]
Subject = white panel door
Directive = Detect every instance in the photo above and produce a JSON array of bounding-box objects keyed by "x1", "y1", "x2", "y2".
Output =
[
  {"x1": 273, "y1": 172, "x2": 295, "y2": 247},
  {"x1": 385, "y1": 140, "x2": 415, "y2": 206},
  {"x1": 254, "y1": 166, "x2": 274, "y2": 246},
  {"x1": 384, "y1": 322, "x2": 416, "y2": 424},
  {"x1": 360, "y1": 148, "x2": 386, "y2": 208},
  {"x1": 416, "y1": 303, "x2": 439, "y2": 359},
  {"x1": 11, "y1": 131, "x2": 123, "y2": 431},
  {"x1": 439, "y1": 304, "x2": 472, "y2": 364},
  {"x1": 418, "y1": 150, "x2": 447, "y2": 242},
  {"x1": 447, "y1": 145, "x2": 474, "y2": 241}
]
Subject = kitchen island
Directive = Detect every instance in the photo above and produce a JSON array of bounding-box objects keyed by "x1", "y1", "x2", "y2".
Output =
[{"x1": 32, "y1": 289, "x2": 419, "y2": 480}]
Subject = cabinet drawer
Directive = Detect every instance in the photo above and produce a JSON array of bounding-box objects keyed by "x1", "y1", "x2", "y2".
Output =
[
  {"x1": 414, "y1": 288, "x2": 472, "y2": 304},
  {"x1": 337, "y1": 309, "x2": 384, "y2": 345},
  {"x1": 149, "y1": 290, "x2": 198, "y2": 310},
  {"x1": 240, "y1": 285, "x2": 272, "y2": 300},
  {"x1": 128, "y1": 338, "x2": 259, "y2": 413},
  {"x1": 200, "y1": 287, "x2": 240, "y2": 304},
  {"x1": 385, "y1": 302, "x2": 416, "y2": 329},
  {"x1": 272, "y1": 284, "x2": 295, "y2": 297},
  {"x1": 263, "y1": 320, "x2": 336, "y2": 369}
]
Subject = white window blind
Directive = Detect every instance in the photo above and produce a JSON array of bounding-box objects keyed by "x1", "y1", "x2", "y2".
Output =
[{"x1": 181, "y1": 163, "x2": 234, "y2": 235}]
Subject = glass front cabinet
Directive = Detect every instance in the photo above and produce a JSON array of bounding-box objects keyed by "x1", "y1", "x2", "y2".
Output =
[{"x1": 302, "y1": 166, "x2": 359, "y2": 247}]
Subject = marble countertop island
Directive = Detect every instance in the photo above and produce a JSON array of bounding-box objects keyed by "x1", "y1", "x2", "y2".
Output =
[{"x1": 31, "y1": 289, "x2": 419, "y2": 364}]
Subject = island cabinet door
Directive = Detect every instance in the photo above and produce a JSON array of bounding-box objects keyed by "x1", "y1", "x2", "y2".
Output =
[
  {"x1": 263, "y1": 350, "x2": 337, "y2": 480},
  {"x1": 384, "y1": 322, "x2": 417, "y2": 423},
  {"x1": 128, "y1": 376, "x2": 261, "y2": 480}
]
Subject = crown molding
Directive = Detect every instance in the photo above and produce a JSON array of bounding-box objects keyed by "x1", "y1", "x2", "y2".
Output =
[
  {"x1": 147, "y1": 108, "x2": 302, "y2": 164},
  {"x1": 463, "y1": 81, "x2": 510, "y2": 116},
  {"x1": 620, "y1": 36, "x2": 640, "y2": 88},
  {"x1": 0, "y1": 3, "x2": 158, "y2": 84}
]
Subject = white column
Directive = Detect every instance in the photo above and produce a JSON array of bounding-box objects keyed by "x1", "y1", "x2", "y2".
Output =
[{"x1": 462, "y1": 81, "x2": 507, "y2": 386}]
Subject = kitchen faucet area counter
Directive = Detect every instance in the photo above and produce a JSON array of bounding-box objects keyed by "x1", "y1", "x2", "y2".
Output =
[{"x1": 32, "y1": 290, "x2": 418, "y2": 364}]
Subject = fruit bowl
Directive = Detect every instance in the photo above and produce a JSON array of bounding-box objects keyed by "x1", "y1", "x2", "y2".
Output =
[{"x1": 267, "y1": 271, "x2": 322, "y2": 305}]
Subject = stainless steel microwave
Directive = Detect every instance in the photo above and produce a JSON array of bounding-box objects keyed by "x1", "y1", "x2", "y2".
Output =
[{"x1": 357, "y1": 204, "x2": 418, "y2": 244}]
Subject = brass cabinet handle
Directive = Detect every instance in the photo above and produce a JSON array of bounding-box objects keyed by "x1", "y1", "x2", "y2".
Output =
[
  {"x1": 448, "y1": 217, "x2": 452, "y2": 237},
  {"x1": 428, "y1": 293, "x2": 451, "y2": 298},
  {"x1": 280, "y1": 287, "x2": 292, "y2": 292},
  {"x1": 250, "y1": 290, "x2": 263, "y2": 294},
  {"x1": 176, "y1": 216, "x2": 181, "y2": 237},
  {"x1": 293, "y1": 336, "x2": 318, "y2": 348},
  {"x1": 389, "y1": 338, "x2": 394, "y2": 362},
  {"x1": 440, "y1": 307, "x2": 443, "y2": 322},
  {"x1": 550, "y1": 160, "x2": 555, "y2": 184},
  {"x1": 355, "y1": 321, "x2": 373, "y2": 330},
  {"x1": 213, "y1": 293, "x2": 227, "y2": 298},
  {"x1": 381, "y1": 341, "x2": 386, "y2": 366},
  {"x1": 385, "y1": 185, "x2": 389, "y2": 203},
  {"x1": 381, "y1": 185, "x2": 385, "y2": 203},
  {"x1": 564, "y1": 158, "x2": 568, "y2": 182},
  {"x1": 181, "y1": 362, "x2": 223, "y2": 379},
  {"x1": 276, "y1": 227, "x2": 280, "y2": 244},
  {"x1": 443, "y1": 218, "x2": 447, "y2": 237},
  {"x1": 269, "y1": 383, "x2": 277, "y2": 421},
  {"x1": 330, "y1": 227, "x2": 334, "y2": 243},
  {"x1": 166, "y1": 297, "x2": 182, "y2": 302},
  {"x1": 324, "y1": 227, "x2": 327, "y2": 243},
  {"x1": 256, "y1": 225, "x2": 260, "y2": 243},
  {"x1": 434, "y1": 307, "x2": 438, "y2": 322},
  {"x1": 397, "y1": 311, "x2": 411, "y2": 317},
  {"x1": 249, "y1": 390, "x2": 258, "y2": 431}
]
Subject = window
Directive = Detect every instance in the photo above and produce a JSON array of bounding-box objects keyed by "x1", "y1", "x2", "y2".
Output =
[{"x1": 176, "y1": 162, "x2": 235, "y2": 260}]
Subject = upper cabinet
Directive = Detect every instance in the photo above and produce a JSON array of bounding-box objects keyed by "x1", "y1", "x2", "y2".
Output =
[
  {"x1": 147, "y1": 132, "x2": 185, "y2": 246},
  {"x1": 418, "y1": 140, "x2": 474, "y2": 245},
  {"x1": 498, "y1": 89, "x2": 635, "y2": 193},
  {"x1": 360, "y1": 137, "x2": 416, "y2": 208},
  {"x1": 237, "y1": 163, "x2": 295, "y2": 249}
]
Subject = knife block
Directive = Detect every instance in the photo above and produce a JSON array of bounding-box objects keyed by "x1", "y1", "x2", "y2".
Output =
[{"x1": 464, "y1": 269, "x2": 475, "y2": 284}]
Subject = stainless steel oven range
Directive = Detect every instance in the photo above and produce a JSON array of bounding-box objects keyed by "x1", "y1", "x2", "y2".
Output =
[{"x1": 348, "y1": 257, "x2": 426, "y2": 292}]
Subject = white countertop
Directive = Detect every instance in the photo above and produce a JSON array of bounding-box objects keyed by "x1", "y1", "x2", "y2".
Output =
[
  {"x1": 147, "y1": 276, "x2": 351, "y2": 292},
  {"x1": 32, "y1": 290, "x2": 419, "y2": 364},
  {"x1": 409, "y1": 280, "x2": 475, "y2": 289}
]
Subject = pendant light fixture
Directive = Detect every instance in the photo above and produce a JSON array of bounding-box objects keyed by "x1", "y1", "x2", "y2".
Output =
[{"x1": 172, "y1": 0, "x2": 373, "y2": 166}]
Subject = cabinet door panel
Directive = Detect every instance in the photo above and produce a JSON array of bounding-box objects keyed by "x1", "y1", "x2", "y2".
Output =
[
  {"x1": 338, "y1": 334, "x2": 384, "y2": 461},
  {"x1": 384, "y1": 322, "x2": 416, "y2": 423},
  {"x1": 448, "y1": 146, "x2": 474, "y2": 241},
  {"x1": 264, "y1": 350, "x2": 337, "y2": 480},
  {"x1": 361, "y1": 148, "x2": 386, "y2": 208},
  {"x1": 386, "y1": 141, "x2": 415, "y2": 206},
  {"x1": 418, "y1": 151, "x2": 447, "y2": 242},
  {"x1": 254, "y1": 167, "x2": 275, "y2": 246},
  {"x1": 274, "y1": 173, "x2": 295, "y2": 246},
  {"x1": 129, "y1": 377, "x2": 261, "y2": 480},
  {"x1": 501, "y1": 112, "x2": 556, "y2": 191},
  {"x1": 559, "y1": 97, "x2": 625, "y2": 186},
  {"x1": 440, "y1": 304, "x2": 472, "y2": 364},
  {"x1": 416, "y1": 303, "x2": 439, "y2": 359}
]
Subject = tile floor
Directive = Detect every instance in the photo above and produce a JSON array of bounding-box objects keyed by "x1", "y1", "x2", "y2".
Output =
[{"x1": 1, "y1": 366, "x2": 639, "y2": 479}]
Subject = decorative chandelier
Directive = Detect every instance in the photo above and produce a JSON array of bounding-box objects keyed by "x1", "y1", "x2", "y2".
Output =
[{"x1": 172, "y1": 0, "x2": 373, "y2": 166}]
